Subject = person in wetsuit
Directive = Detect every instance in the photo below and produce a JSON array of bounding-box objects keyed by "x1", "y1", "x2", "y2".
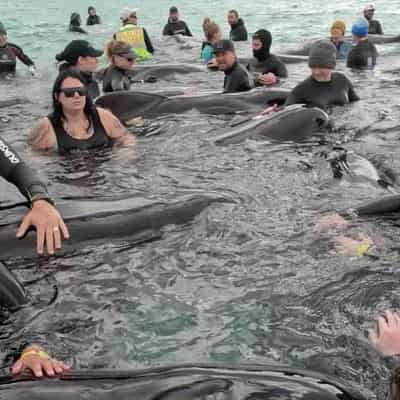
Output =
[
  {"x1": 363, "y1": 3, "x2": 383, "y2": 35},
  {"x1": 347, "y1": 18, "x2": 378, "y2": 70},
  {"x1": 201, "y1": 19, "x2": 222, "y2": 65},
  {"x1": 214, "y1": 39, "x2": 252, "y2": 93},
  {"x1": 0, "y1": 22, "x2": 36, "y2": 75},
  {"x1": 69, "y1": 13, "x2": 87, "y2": 34},
  {"x1": 247, "y1": 29, "x2": 287, "y2": 87},
  {"x1": 29, "y1": 69, "x2": 135, "y2": 154},
  {"x1": 101, "y1": 40, "x2": 137, "y2": 92},
  {"x1": 284, "y1": 40, "x2": 359, "y2": 110},
  {"x1": 227, "y1": 10, "x2": 248, "y2": 42},
  {"x1": 330, "y1": 20, "x2": 352, "y2": 60},
  {"x1": 86, "y1": 6, "x2": 101, "y2": 26},
  {"x1": 162, "y1": 6, "x2": 192, "y2": 37},
  {"x1": 114, "y1": 7, "x2": 154, "y2": 61},
  {"x1": 56, "y1": 40, "x2": 103, "y2": 99}
]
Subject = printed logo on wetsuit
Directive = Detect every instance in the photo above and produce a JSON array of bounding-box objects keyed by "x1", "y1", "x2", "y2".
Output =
[{"x1": 0, "y1": 140, "x2": 20, "y2": 164}]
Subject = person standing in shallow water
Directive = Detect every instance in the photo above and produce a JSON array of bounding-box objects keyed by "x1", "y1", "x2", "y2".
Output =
[
  {"x1": 69, "y1": 13, "x2": 87, "y2": 34},
  {"x1": 56, "y1": 40, "x2": 103, "y2": 99},
  {"x1": 347, "y1": 18, "x2": 378, "y2": 70},
  {"x1": 162, "y1": 6, "x2": 192, "y2": 36},
  {"x1": 330, "y1": 20, "x2": 352, "y2": 60},
  {"x1": 29, "y1": 69, "x2": 135, "y2": 154},
  {"x1": 214, "y1": 39, "x2": 252, "y2": 93},
  {"x1": 86, "y1": 6, "x2": 101, "y2": 26},
  {"x1": 283, "y1": 40, "x2": 359, "y2": 111},
  {"x1": 247, "y1": 29, "x2": 287, "y2": 87},
  {"x1": 363, "y1": 3, "x2": 383, "y2": 34},
  {"x1": 201, "y1": 19, "x2": 222, "y2": 65},
  {"x1": 0, "y1": 22, "x2": 36, "y2": 76},
  {"x1": 228, "y1": 10, "x2": 248, "y2": 41}
]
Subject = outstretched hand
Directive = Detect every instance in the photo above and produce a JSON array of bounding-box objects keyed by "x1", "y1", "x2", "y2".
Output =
[
  {"x1": 16, "y1": 200, "x2": 69, "y2": 255},
  {"x1": 370, "y1": 310, "x2": 400, "y2": 356}
]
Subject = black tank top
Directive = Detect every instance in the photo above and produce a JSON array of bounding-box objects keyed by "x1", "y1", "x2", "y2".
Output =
[{"x1": 47, "y1": 107, "x2": 112, "y2": 154}]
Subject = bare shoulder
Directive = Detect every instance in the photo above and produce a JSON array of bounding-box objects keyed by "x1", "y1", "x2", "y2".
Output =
[
  {"x1": 97, "y1": 107, "x2": 129, "y2": 139},
  {"x1": 28, "y1": 117, "x2": 56, "y2": 150}
]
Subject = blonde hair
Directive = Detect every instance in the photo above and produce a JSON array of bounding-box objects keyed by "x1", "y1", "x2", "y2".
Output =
[
  {"x1": 105, "y1": 40, "x2": 128, "y2": 62},
  {"x1": 203, "y1": 19, "x2": 220, "y2": 41}
]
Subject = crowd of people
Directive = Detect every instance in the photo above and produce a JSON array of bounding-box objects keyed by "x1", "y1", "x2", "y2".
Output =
[{"x1": 1, "y1": 3, "x2": 399, "y2": 396}]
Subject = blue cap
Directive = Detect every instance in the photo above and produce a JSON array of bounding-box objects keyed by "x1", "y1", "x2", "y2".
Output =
[{"x1": 352, "y1": 17, "x2": 369, "y2": 37}]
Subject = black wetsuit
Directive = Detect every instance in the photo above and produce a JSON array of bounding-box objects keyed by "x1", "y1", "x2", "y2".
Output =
[
  {"x1": 0, "y1": 136, "x2": 49, "y2": 202},
  {"x1": 69, "y1": 25, "x2": 88, "y2": 34},
  {"x1": 223, "y1": 61, "x2": 252, "y2": 93},
  {"x1": 102, "y1": 66, "x2": 131, "y2": 93},
  {"x1": 247, "y1": 55, "x2": 288, "y2": 84},
  {"x1": 0, "y1": 43, "x2": 34, "y2": 75},
  {"x1": 162, "y1": 20, "x2": 192, "y2": 36},
  {"x1": 81, "y1": 71, "x2": 100, "y2": 99},
  {"x1": 86, "y1": 15, "x2": 101, "y2": 26},
  {"x1": 367, "y1": 19, "x2": 383, "y2": 35},
  {"x1": 47, "y1": 107, "x2": 112, "y2": 154},
  {"x1": 284, "y1": 72, "x2": 359, "y2": 110},
  {"x1": 229, "y1": 19, "x2": 248, "y2": 41},
  {"x1": 347, "y1": 40, "x2": 378, "y2": 70}
]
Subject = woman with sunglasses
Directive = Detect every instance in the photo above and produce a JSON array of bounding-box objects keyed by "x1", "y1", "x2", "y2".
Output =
[
  {"x1": 29, "y1": 69, "x2": 135, "y2": 154},
  {"x1": 101, "y1": 40, "x2": 137, "y2": 93}
]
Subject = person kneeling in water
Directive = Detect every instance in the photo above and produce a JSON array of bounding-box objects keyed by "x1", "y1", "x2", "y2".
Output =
[
  {"x1": 247, "y1": 29, "x2": 287, "y2": 87},
  {"x1": 285, "y1": 39, "x2": 359, "y2": 110},
  {"x1": 86, "y1": 6, "x2": 101, "y2": 26},
  {"x1": 214, "y1": 39, "x2": 252, "y2": 93},
  {"x1": 101, "y1": 41, "x2": 137, "y2": 93},
  {"x1": 29, "y1": 69, "x2": 135, "y2": 154}
]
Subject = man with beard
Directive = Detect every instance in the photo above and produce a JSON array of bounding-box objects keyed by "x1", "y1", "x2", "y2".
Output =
[
  {"x1": 162, "y1": 6, "x2": 192, "y2": 36},
  {"x1": 247, "y1": 29, "x2": 287, "y2": 87},
  {"x1": 363, "y1": 3, "x2": 383, "y2": 35},
  {"x1": 228, "y1": 10, "x2": 248, "y2": 42}
]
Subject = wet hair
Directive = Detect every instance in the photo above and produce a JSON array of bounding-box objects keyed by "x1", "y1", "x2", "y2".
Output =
[
  {"x1": 51, "y1": 68, "x2": 94, "y2": 124},
  {"x1": 70, "y1": 12, "x2": 81, "y2": 27},
  {"x1": 88, "y1": 6, "x2": 95, "y2": 13},
  {"x1": 106, "y1": 40, "x2": 127, "y2": 62},
  {"x1": 228, "y1": 9, "x2": 239, "y2": 18},
  {"x1": 203, "y1": 19, "x2": 220, "y2": 41}
]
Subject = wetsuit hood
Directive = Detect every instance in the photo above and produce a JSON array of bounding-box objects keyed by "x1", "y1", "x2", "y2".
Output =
[
  {"x1": 252, "y1": 29, "x2": 272, "y2": 61},
  {"x1": 70, "y1": 13, "x2": 81, "y2": 27}
]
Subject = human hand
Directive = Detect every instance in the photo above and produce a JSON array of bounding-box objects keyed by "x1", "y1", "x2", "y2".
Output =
[
  {"x1": 12, "y1": 346, "x2": 70, "y2": 378},
  {"x1": 16, "y1": 200, "x2": 69, "y2": 255},
  {"x1": 207, "y1": 59, "x2": 218, "y2": 69},
  {"x1": 257, "y1": 72, "x2": 277, "y2": 86},
  {"x1": 261, "y1": 103, "x2": 278, "y2": 115},
  {"x1": 315, "y1": 212, "x2": 349, "y2": 233},
  {"x1": 370, "y1": 311, "x2": 400, "y2": 356}
]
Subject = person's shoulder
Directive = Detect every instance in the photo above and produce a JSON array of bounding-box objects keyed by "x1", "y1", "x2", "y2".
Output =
[
  {"x1": 269, "y1": 54, "x2": 284, "y2": 63},
  {"x1": 7, "y1": 42, "x2": 22, "y2": 50},
  {"x1": 294, "y1": 76, "x2": 312, "y2": 90}
]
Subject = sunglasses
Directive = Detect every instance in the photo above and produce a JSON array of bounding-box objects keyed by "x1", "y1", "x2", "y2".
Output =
[{"x1": 60, "y1": 87, "x2": 88, "y2": 98}]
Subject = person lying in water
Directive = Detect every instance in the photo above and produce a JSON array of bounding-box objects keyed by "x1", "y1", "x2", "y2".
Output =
[
  {"x1": 0, "y1": 136, "x2": 69, "y2": 255},
  {"x1": 214, "y1": 39, "x2": 252, "y2": 93},
  {"x1": 247, "y1": 29, "x2": 287, "y2": 87},
  {"x1": 264, "y1": 39, "x2": 359, "y2": 114},
  {"x1": 29, "y1": 69, "x2": 135, "y2": 154}
]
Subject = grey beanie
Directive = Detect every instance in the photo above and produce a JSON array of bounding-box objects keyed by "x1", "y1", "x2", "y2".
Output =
[
  {"x1": 308, "y1": 39, "x2": 336, "y2": 69},
  {"x1": 0, "y1": 22, "x2": 6, "y2": 35}
]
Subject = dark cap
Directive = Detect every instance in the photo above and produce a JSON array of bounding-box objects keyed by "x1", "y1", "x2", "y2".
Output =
[
  {"x1": 56, "y1": 40, "x2": 103, "y2": 64},
  {"x1": 213, "y1": 39, "x2": 235, "y2": 54},
  {"x1": 169, "y1": 6, "x2": 178, "y2": 13},
  {"x1": 112, "y1": 43, "x2": 137, "y2": 59},
  {"x1": 0, "y1": 22, "x2": 6, "y2": 35}
]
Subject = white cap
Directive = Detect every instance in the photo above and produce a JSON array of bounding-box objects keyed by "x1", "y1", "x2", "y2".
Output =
[
  {"x1": 364, "y1": 3, "x2": 375, "y2": 11},
  {"x1": 120, "y1": 7, "x2": 138, "y2": 21}
]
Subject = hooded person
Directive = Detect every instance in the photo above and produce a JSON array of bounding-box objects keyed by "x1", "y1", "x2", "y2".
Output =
[
  {"x1": 363, "y1": 3, "x2": 383, "y2": 34},
  {"x1": 228, "y1": 10, "x2": 248, "y2": 41},
  {"x1": 347, "y1": 17, "x2": 378, "y2": 70},
  {"x1": 284, "y1": 39, "x2": 359, "y2": 110},
  {"x1": 69, "y1": 12, "x2": 87, "y2": 34},
  {"x1": 246, "y1": 29, "x2": 287, "y2": 86},
  {"x1": 162, "y1": 6, "x2": 192, "y2": 36},
  {"x1": 330, "y1": 20, "x2": 352, "y2": 59},
  {"x1": 55, "y1": 40, "x2": 103, "y2": 99},
  {"x1": 86, "y1": 6, "x2": 101, "y2": 26},
  {"x1": 0, "y1": 22, "x2": 36, "y2": 75}
]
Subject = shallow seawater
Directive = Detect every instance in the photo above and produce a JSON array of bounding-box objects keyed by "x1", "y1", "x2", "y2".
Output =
[{"x1": 1, "y1": 1, "x2": 400, "y2": 399}]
